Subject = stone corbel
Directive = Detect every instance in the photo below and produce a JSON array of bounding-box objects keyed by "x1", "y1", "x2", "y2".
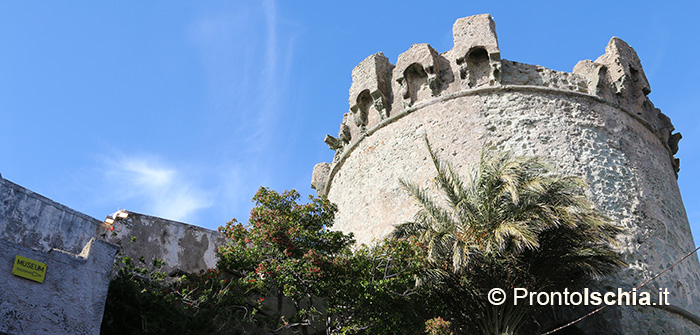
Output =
[
  {"x1": 324, "y1": 135, "x2": 343, "y2": 151},
  {"x1": 324, "y1": 122, "x2": 352, "y2": 153},
  {"x1": 424, "y1": 65, "x2": 442, "y2": 97},
  {"x1": 488, "y1": 52, "x2": 502, "y2": 85},
  {"x1": 350, "y1": 104, "x2": 367, "y2": 131},
  {"x1": 370, "y1": 90, "x2": 389, "y2": 120}
]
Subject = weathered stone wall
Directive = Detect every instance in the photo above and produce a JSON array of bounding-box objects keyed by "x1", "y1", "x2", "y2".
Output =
[
  {"x1": 0, "y1": 178, "x2": 103, "y2": 254},
  {"x1": 501, "y1": 60, "x2": 589, "y2": 92},
  {"x1": 104, "y1": 212, "x2": 223, "y2": 276},
  {"x1": 0, "y1": 174, "x2": 224, "y2": 277},
  {"x1": 312, "y1": 14, "x2": 700, "y2": 334},
  {"x1": 0, "y1": 174, "x2": 224, "y2": 333},
  {"x1": 0, "y1": 177, "x2": 118, "y2": 334},
  {"x1": 0, "y1": 238, "x2": 117, "y2": 335}
]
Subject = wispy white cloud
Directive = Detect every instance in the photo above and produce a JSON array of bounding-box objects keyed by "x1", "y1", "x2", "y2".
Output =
[
  {"x1": 263, "y1": 0, "x2": 278, "y2": 77},
  {"x1": 87, "y1": 1, "x2": 299, "y2": 228},
  {"x1": 103, "y1": 155, "x2": 213, "y2": 222},
  {"x1": 256, "y1": 0, "x2": 280, "y2": 134},
  {"x1": 188, "y1": 0, "x2": 295, "y2": 155}
]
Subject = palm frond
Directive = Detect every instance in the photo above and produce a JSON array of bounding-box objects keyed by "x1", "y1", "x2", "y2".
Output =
[{"x1": 391, "y1": 142, "x2": 625, "y2": 334}]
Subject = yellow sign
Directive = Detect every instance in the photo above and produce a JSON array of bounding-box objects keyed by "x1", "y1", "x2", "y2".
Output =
[{"x1": 12, "y1": 255, "x2": 47, "y2": 283}]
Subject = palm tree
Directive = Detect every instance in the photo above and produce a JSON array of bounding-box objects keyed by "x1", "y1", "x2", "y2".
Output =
[{"x1": 392, "y1": 137, "x2": 625, "y2": 334}]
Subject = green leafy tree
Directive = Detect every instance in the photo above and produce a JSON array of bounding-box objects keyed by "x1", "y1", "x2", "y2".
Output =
[
  {"x1": 217, "y1": 187, "x2": 355, "y2": 334},
  {"x1": 217, "y1": 187, "x2": 430, "y2": 334},
  {"x1": 322, "y1": 237, "x2": 432, "y2": 334},
  {"x1": 103, "y1": 187, "x2": 434, "y2": 335},
  {"x1": 392, "y1": 139, "x2": 625, "y2": 334}
]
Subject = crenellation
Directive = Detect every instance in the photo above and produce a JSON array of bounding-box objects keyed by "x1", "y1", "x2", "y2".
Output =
[
  {"x1": 321, "y1": 15, "x2": 681, "y2": 181},
  {"x1": 596, "y1": 37, "x2": 651, "y2": 99},
  {"x1": 394, "y1": 43, "x2": 448, "y2": 107},
  {"x1": 327, "y1": 53, "x2": 396, "y2": 155},
  {"x1": 450, "y1": 14, "x2": 499, "y2": 59},
  {"x1": 352, "y1": 90, "x2": 372, "y2": 127},
  {"x1": 574, "y1": 37, "x2": 680, "y2": 174},
  {"x1": 447, "y1": 14, "x2": 501, "y2": 89},
  {"x1": 577, "y1": 37, "x2": 659, "y2": 123},
  {"x1": 313, "y1": 14, "x2": 700, "y2": 333},
  {"x1": 573, "y1": 59, "x2": 614, "y2": 100},
  {"x1": 349, "y1": 53, "x2": 394, "y2": 130}
]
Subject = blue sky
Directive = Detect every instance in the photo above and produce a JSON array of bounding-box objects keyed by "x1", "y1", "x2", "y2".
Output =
[{"x1": 2, "y1": 1, "x2": 700, "y2": 246}]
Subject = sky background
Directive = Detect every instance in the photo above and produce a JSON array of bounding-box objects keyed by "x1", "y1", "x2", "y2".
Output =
[{"x1": 2, "y1": 1, "x2": 700, "y2": 246}]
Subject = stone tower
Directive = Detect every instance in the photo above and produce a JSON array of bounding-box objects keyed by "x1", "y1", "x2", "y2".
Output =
[{"x1": 311, "y1": 14, "x2": 700, "y2": 334}]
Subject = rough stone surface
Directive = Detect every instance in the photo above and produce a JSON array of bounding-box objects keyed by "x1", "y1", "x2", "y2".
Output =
[
  {"x1": 104, "y1": 212, "x2": 224, "y2": 276},
  {"x1": 311, "y1": 162, "x2": 330, "y2": 194},
  {"x1": 501, "y1": 60, "x2": 588, "y2": 92},
  {"x1": 313, "y1": 14, "x2": 700, "y2": 334},
  {"x1": 446, "y1": 14, "x2": 501, "y2": 90},
  {"x1": 0, "y1": 175, "x2": 225, "y2": 333},
  {"x1": 349, "y1": 53, "x2": 394, "y2": 128},
  {"x1": 0, "y1": 176, "x2": 224, "y2": 277},
  {"x1": 0, "y1": 178, "x2": 103, "y2": 254},
  {"x1": 450, "y1": 13, "x2": 499, "y2": 58},
  {"x1": 0, "y1": 238, "x2": 117, "y2": 335}
]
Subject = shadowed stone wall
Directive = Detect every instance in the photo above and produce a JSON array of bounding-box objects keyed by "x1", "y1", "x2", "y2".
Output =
[{"x1": 0, "y1": 238, "x2": 116, "y2": 335}]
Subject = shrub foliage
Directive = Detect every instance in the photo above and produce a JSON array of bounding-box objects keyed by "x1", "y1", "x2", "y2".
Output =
[{"x1": 102, "y1": 146, "x2": 623, "y2": 335}]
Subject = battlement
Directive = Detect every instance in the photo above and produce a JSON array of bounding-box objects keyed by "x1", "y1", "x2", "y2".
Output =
[
  {"x1": 314, "y1": 14, "x2": 680, "y2": 195},
  {"x1": 310, "y1": 14, "x2": 700, "y2": 333}
]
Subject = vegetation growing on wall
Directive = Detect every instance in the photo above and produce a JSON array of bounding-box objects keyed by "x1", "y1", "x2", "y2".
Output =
[
  {"x1": 101, "y1": 148, "x2": 623, "y2": 335},
  {"x1": 102, "y1": 188, "x2": 433, "y2": 335}
]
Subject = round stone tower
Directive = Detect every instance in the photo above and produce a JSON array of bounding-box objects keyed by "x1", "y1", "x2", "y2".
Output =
[{"x1": 312, "y1": 14, "x2": 700, "y2": 334}]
